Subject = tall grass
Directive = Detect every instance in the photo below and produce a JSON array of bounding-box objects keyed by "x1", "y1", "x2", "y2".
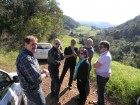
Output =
[
  {"x1": 0, "y1": 49, "x2": 18, "y2": 72},
  {"x1": 106, "y1": 61, "x2": 140, "y2": 105}
]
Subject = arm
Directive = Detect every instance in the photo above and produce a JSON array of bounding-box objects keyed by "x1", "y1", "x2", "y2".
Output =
[{"x1": 93, "y1": 60, "x2": 102, "y2": 69}]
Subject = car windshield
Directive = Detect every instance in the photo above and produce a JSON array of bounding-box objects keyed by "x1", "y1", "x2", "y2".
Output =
[
  {"x1": 37, "y1": 44, "x2": 51, "y2": 49},
  {"x1": 0, "y1": 71, "x2": 11, "y2": 99}
]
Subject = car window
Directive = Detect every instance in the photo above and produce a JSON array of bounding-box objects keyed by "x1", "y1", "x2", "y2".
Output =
[
  {"x1": 0, "y1": 71, "x2": 11, "y2": 99},
  {"x1": 37, "y1": 44, "x2": 51, "y2": 49}
]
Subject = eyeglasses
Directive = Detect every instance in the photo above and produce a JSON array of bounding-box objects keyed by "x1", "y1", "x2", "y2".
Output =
[
  {"x1": 55, "y1": 43, "x2": 60, "y2": 45},
  {"x1": 99, "y1": 45, "x2": 105, "y2": 49},
  {"x1": 79, "y1": 52, "x2": 85, "y2": 55}
]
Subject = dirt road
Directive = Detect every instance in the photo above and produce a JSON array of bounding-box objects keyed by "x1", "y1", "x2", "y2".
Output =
[{"x1": 39, "y1": 60, "x2": 113, "y2": 105}]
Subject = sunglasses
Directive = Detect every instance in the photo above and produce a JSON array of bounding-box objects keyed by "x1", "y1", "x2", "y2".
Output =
[
  {"x1": 79, "y1": 52, "x2": 85, "y2": 55},
  {"x1": 55, "y1": 43, "x2": 60, "y2": 45},
  {"x1": 99, "y1": 45, "x2": 105, "y2": 49}
]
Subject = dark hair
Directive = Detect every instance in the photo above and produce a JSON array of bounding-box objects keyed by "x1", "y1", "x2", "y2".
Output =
[
  {"x1": 99, "y1": 40, "x2": 110, "y2": 50},
  {"x1": 24, "y1": 35, "x2": 38, "y2": 44},
  {"x1": 80, "y1": 48, "x2": 88, "y2": 58}
]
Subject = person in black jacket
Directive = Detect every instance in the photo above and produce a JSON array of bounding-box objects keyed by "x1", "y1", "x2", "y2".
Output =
[
  {"x1": 73, "y1": 48, "x2": 90, "y2": 105},
  {"x1": 47, "y1": 39, "x2": 64, "y2": 103}
]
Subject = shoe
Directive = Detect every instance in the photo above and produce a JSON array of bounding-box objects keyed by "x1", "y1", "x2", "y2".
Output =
[
  {"x1": 50, "y1": 92, "x2": 55, "y2": 98},
  {"x1": 75, "y1": 98, "x2": 80, "y2": 103},
  {"x1": 68, "y1": 86, "x2": 72, "y2": 90},
  {"x1": 93, "y1": 101, "x2": 98, "y2": 105},
  {"x1": 55, "y1": 97, "x2": 61, "y2": 105},
  {"x1": 78, "y1": 101, "x2": 85, "y2": 105},
  {"x1": 88, "y1": 101, "x2": 98, "y2": 105}
]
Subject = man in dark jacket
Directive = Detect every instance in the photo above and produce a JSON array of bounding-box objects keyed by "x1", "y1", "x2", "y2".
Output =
[{"x1": 47, "y1": 39, "x2": 64, "y2": 103}]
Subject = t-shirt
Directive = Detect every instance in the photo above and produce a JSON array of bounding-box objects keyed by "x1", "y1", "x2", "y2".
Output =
[{"x1": 64, "y1": 46, "x2": 78, "y2": 65}]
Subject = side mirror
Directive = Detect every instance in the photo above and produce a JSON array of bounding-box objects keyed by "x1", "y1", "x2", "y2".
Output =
[{"x1": 13, "y1": 75, "x2": 19, "y2": 83}]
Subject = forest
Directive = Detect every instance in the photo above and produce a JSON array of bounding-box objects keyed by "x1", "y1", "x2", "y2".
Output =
[{"x1": 0, "y1": 0, "x2": 79, "y2": 50}]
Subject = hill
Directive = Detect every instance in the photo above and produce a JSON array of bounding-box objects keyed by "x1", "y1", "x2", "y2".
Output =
[
  {"x1": 78, "y1": 21, "x2": 116, "y2": 28},
  {"x1": 63, "y1": 15, "x2": 80, "y2": 30},
  {"x1": 105, "y1": 15, "x2": 140, "y2": 41},
  {"x1": 97, "y1": 15, "x2": 140, "y2": 68}
]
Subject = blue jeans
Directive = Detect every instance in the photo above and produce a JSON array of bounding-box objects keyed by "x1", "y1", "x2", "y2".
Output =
[
  {"x1": 97, "y1": 75, "x2": 109, "y2": 105},
  {"x1": 24, "y1": 85, "x2": 47, "y2": 105}
]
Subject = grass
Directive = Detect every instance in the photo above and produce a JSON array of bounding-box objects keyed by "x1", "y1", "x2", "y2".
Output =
[
  {"x1": 106, "y1": 61, "x2": 140, "y2": 105},
  {"x1": 74, "y1": 26, "x2": 100, "y2": 36},
  {"x1": 0, "y1": 49, "x2": 18, "y2": 72}
]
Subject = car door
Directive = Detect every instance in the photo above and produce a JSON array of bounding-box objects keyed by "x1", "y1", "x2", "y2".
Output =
[{"x1": 0, "y1": 71, "x2": 23, "y2": 105}]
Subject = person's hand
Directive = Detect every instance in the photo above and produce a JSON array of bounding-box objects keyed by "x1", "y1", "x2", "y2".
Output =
[
  {"x1": 73, "y1": 52, "x2": 77, "y2": 58},
  {"x1": 42, "y1": 69, "x2": 50, "y2": 77}
]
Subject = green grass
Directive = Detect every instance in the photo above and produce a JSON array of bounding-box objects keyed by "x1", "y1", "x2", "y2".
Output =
[
  {"x1": 74, "y1": 26, "x2": 100, "y2": 36},
  {"x1": 106, "y1": 61, "x2": 140, "y2": 105},
  {"x1": 0, "y1": 50, "x2": 18, "y2": 72}
]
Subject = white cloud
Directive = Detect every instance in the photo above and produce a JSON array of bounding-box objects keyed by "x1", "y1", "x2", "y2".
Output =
[{"x1": 57, "y1": 0, "x2": 140, "y2": 25}]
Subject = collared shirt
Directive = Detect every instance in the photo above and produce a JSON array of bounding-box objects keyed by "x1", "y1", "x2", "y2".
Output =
[
  {"x1": 83, "y1": 46, "x2": 94, "y2": 63},
  {"x1": 16, "y1": 48, "x2": 42, "y2": 90},
  {"x1": 95, "y1": 51, "x2": 112, "y2": 77}
]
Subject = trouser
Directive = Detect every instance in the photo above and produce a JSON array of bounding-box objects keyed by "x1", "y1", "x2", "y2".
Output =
[
  {"x1": 77, "y1": 79, "x2": 88, "y2": 104},
  {"x1": 48, "y1": 65, "x2": 60, "y2": 99},
  {"x1": 97, "y1": 75, "x2": 109, "y2": 105},
  {"x1": 60, "y1": 63, "x2": 75, "y2": 86},
  {"x1": 24, "y1": 85, "x2": 47, "y2": 105}
]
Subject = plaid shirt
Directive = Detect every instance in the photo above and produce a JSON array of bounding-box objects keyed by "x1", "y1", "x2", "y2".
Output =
[{"x1": 16, "y1": 48, "x2": 42, "y2": 90}]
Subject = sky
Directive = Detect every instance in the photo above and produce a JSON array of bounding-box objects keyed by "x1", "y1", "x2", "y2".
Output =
[{"x1": 57, "y1": 0, "x2": 140, "y2": 25}]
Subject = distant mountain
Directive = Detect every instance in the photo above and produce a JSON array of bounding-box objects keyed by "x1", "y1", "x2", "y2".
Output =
[
  {"x1": 78, "y1": 21, "x2": 116, "y2": 28},
  {"x1": 63, "y1": 15, "x2": 80, "y2": 30}
]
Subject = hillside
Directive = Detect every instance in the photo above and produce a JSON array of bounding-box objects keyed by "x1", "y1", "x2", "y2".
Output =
[
  {"x1": 63, "y1": 15, "x2": 80, "y2": 30},
  {"x1": 96, "y1": 15, "x2": 140, "y2": 68},
  {"x1": 105, "y1": 15, "x2": 140, "y2": 41}
]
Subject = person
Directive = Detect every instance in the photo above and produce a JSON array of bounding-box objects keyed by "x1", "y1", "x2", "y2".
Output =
[
  {"x1": 47, "y1": 39, "x2": 64, "y2": 103},
  {"x1": 60, "y1": 38, "x2": 78, "y2": 90},
  {"x1": 83, "y1": 38, "x2": 94, "y2": 71},
  {"x1": 93, "y1": 40, "x2": 112, "y2": 105},
  {"x1": 73, "y1": 48, "x2": 90, "y2": 105},
  {"x1": 16, "y1": 35, "x2": 49, "y2": 105}
]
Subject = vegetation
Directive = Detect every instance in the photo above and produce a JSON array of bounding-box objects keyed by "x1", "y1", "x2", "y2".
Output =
[
  {"x1": 63, "y1": 15, "x2": 80, "y2": 30},
  {"x1": 107, "y1": 61, "x2": 140, "y2": 105},
  {"x1": 96, "y1": 16, "x2": 140, "y2": 68},
  {"x1": 0, "y1": 0, "x2": 64, "y2": 49}
]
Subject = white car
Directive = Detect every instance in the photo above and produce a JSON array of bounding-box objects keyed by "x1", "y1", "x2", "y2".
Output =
[
  {"x1": 34, "y1": 43, "x2": 52, "y2": 59},
  {"x1": 0, "y1": 69, "x2": 26, "y2": 105}
]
